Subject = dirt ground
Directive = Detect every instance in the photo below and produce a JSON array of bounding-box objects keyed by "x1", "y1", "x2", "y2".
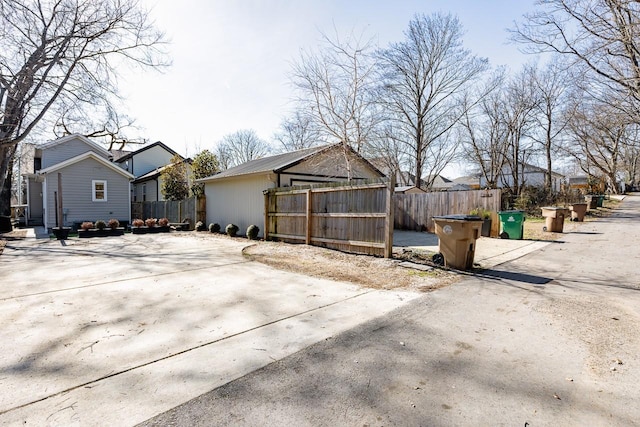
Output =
[{"x1": 0, "y1": 229, "x2": 27, "y2": 255}]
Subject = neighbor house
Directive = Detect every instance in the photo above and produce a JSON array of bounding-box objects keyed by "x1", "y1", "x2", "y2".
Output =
[
  {"x1": 483, "y1": 163, "x2": 565, "y2": 192},
  {"x1": 23, "y1": 134, "x2": 134, "y2": 230},
  {"x1": 198, "y1": 143, "x2": 385, "y2": 237},
  {"x1": 113, "y1": 141, "x2": 190, "y2": 202}
]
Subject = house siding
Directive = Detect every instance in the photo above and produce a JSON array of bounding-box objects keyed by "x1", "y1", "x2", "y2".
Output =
[
  {"x1": 43, "y1": 157, "x2": 130, "y2": 228},
  {"x1": 127, "y1": 145, "x2": 177, "y2": 177},
  {"x1": 41, "y1": 137, "x2": 109, "y2": 169},
  {"x1": 204, "y1": 174, "x2": 276, "y2": 237},
  {"x1": 283, "y1": 149, "x2": 380, "y2": 182}
]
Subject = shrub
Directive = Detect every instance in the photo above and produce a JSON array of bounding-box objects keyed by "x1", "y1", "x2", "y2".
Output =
[
  {"x1": 81, "y1": 221, "x2": 94, "y2": 230},
  {"x1": 469, "y1": 207, "x2": 491, "y2": 219},
  {"x1": 132, "y1": 218, "x2": 145, "y2": 227},
  {"x1": 158, "y1": 217, "x2": 169, "y2": 227},
  {"x1": 145, "y1": 218, "x2": 157, "y2": 227},
  {"x1": 108, "y1": 218, "x2": 120, "y2": 229},
  {"x1": 225, "y1": 223, "x2": 239, "y2": 237},
  {"x1": 246, "y1": 224, "x2": 260, "y2": 240},
  {"x1": 209, "y1": 223, "x2": 220, "y2": 233},
  {"x1": 95, "y1": 220, "x2": 107, "y2": 230},
  {"x1": 195, "y1": 221, "x2": 207, "y2": 231}
]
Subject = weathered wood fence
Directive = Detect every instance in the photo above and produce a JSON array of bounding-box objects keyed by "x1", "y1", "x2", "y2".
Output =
[
  {"x1": 394, "y1": 189, "x2": 502, "y2": 232},
  {"x1": 132, "y1": 196, "x2": 206, "y2": 227},
  {"x1": 264, "y1": 181, "x2": 394, "y2": 257}
]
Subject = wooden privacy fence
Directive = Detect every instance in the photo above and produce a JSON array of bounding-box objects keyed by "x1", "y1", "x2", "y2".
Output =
[
  {"x1": 264, "y1": 181, "x2": 394, "y2": 257},
  {"x1": 394, "y1": 189, "x2": 502, "y2": 232},
  {"x1": 132, "y1": 196, "x2": 206, "y2": 226}
]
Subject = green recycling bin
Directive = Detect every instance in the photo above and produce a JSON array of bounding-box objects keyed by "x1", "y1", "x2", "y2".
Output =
[
  {"x1": 498, "y1": 210, "x2": 525, "y2": 240},
  {"x1": 596, "y1": 195, "x2": 605, "y2": 207}
]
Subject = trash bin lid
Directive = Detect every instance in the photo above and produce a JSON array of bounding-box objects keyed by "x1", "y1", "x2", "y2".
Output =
[
  {"x1": 498, "y1": 210, "x2": 524, "y2": 214},
  {"x1": 541, "y1": 206, "x2": 568, "y2": 210},
  {"x1": 433, "y1": 214, "x2": 483, "y2": 221}
]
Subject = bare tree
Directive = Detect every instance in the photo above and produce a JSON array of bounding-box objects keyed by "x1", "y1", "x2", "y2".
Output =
[
  {"x1": 460, "y1": 70, "x2": 510, "y2": 189},
  {"x1": 291, "y1": 28, "x2": 380, "y2": 153},
  {"x1": 217, "y1": 129, "x2": 271, "y2": 169},
  {"x1": 529, "y1": 60, "x2": 575, "y2": 193},
  {"x1": 273, "y1": 111, "x2": 322, "y2": 152},
  {"x1": 376, "y1": 13, "x2": 489, "y2": 189},
  {"x1": 511, "y1": 0, "x2": 640, "y2": 115},
  {"x1": 567, "y1": 99, "x2": 634, "y2": 193},
  {"x1": 0, "y1": 0, "x2": 168, "y2": 214}
]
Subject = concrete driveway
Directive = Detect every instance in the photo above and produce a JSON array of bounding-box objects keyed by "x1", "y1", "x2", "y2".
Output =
[{"x1": 0, "y1": 233, "x2": 419, "y2": 426}]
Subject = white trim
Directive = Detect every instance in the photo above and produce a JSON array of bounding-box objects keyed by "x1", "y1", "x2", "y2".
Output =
[
  {"x1": 38, "y1": 151, "x2": 135, "y2": 179},
  {"x1": 42, "y1": 181, "x2": 48, "y2": 229},
  {"x1": 92, "y1": 180, "x2": 108, "y2": 202}
]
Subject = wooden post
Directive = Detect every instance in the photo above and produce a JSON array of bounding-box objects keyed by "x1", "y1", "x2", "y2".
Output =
[
  {"x1": 384, "y1": 176, "x2": 395, "y2": 258},
  {"x1": 263, "y1": 190, "x2": 270, "y2": 241},
  {"x1": 57, "y1": 173, "x2": 64, "y2": 228},
  {"x1": 305, "y1": 189, "x2": 312, "y2": 245}
]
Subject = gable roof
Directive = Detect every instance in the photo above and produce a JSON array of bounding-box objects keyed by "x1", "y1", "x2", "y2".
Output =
[
  {"x1": 39, "y1": 134, "x2": 111, "y2": 158},
  {"x1": 132, "y1": 158, "x2": 192, "y2": 183},
  {"x1": 198, "y1": 143, "x2": 383, "y2": 182},
  {"x1": 38, "y1": 151, "x2": 135, "y2": 179},
  {"x1": 113, "y1": 141, "x2": 180, "y2": 163}
]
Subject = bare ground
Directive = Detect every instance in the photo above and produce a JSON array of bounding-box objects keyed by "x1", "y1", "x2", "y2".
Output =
[{"x1": 0, "y1": 229, "x2": 27, "y2": 255}]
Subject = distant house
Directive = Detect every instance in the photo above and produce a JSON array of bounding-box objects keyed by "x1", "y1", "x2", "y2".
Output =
[
  {"x1": 485, "y1": 163, "x2": 565, "y2": 192},
  {"x1": 394, "y1": 185, "x2": 426, "y2": 194},
  {"x1": 23, "y1": 134, "x2": 134, "y2": 230},
  {"x1": 113, "y1": 141, "x2": 190, "y2": 202},
  {"x1": 453, "y1": 174, "x2": 481, "y2": 190},
  {"x1": 198, "y1": 144, "x2": 385, "y2": 237}
]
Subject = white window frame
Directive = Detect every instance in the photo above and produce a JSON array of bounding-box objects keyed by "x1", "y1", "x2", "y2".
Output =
[{"x1": 92, "y1": 180, "x2": 107, "y2": 202}]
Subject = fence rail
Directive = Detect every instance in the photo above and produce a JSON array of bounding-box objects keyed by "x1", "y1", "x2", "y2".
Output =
[
  {"x1": 132, "y1": 196, "x2": 206, "y2": 228},
  {"x1": 264, "y1": 181, "x2": 394, "y2": 257},
  {"x1": 394, "y1": 189, "x2": 502, "y2": 233}
]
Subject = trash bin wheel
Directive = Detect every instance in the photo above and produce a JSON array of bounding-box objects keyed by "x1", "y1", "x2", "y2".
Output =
[
  {"x1": 432, "y1": 253, "x2": 445, "y2": 266},
  {"x1": 542, "y1": 226, "x2": 548, "y2": 232},
  {"x1": 499, "y1": 231, "x2": 509, "y2": 239}
]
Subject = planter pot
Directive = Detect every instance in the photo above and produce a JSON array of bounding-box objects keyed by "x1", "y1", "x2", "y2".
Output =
[
  {"x1": 79, "y1": 227, "x2": 126, "y2": 238},
  {"x1": 52, "y1": 227, "x2": 72, "y2": 240},
  {"x1": 131, "y1": 226, "x2": 149, "y2": 234},
  {"x1": 480, "y1": 218, "x2": 492, "y2": 237}
]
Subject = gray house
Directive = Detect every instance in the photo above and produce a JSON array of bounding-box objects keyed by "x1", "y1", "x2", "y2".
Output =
[{"x1": 24, "y1": 134, "x2": 134, "y2": 230}]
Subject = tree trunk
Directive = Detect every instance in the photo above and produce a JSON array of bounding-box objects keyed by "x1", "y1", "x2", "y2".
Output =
[{"x1": 0, "y1": 144, "x2": 16, "y2": 216}]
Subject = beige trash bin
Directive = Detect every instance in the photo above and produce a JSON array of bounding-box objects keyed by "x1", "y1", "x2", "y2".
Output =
[
  {"x1": 570, "y1": 203, "x2": 588, "y2": 222},
  {"x1": 433, "y1": 215, "x2": 483, "y2": 270},
  {"x1": 541, "y1": 207, "x2": 570, "y2": 232}
]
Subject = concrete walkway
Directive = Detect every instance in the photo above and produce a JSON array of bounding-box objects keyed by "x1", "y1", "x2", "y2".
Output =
[{"x1": 0, "y1": 234, "x2": 419, "y2": 426}]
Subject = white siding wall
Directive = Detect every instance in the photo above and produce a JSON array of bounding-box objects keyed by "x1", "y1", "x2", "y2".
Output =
[
  {"x1": 41, "y1": 137, "x2": 108, "y2": 169},
  {"x1": 204, "y1": 174, "x2": 275, "y2": 237},
  {"x1": 44, "y1": 158, "x2": 130, "y2": 228},
  {"x1": 131, "y1": 146, "x2": 176, "y2": 177}
]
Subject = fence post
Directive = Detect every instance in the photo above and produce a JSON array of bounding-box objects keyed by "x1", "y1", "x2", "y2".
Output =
[
  {"x1": 305, "y1": 189, "x2": 312, "y2": 245},
  {"x1": 263, "y1": 190, "x2": 270, "y2": 241},
  {"x1": 384, "y1": 176, "x2": 395, "y2": 258}
]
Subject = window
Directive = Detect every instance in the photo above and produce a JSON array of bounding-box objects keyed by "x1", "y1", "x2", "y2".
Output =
[
  {"x1": 142, "y1": 184, "x2": 146, "y2": 202},
  {"x1": 92, "y1": 180, "x2": 107, "y2": 202}
]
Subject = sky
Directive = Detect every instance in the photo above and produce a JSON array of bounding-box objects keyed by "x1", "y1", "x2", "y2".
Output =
[{"x1": 121, "y1": 0, "x2": 539, "y2": 176}]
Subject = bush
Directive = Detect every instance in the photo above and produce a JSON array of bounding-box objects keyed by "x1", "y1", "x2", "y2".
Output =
[
  {"x1": 246, "y1": 224, "x2": 260, "y2": 240},
  {"x1": 108, "y1": 218, "x2": 120, "y2": 229},
  {"x1": 158, "y1": 217, "x2": 169, "y2": 227},
  {"x1": 95, "y1": 220, "x2": 107, "y2": 230},
  {"x1": 81, "y1": 221, "x2": 94, "y2": 230},
  {"x1": 195, "y1": 221, "x2": 207, "y2": 231},
  {"x1": 145, "y1": 218, "x2": 157, "y2": 227},
  {"x1": 225, "y1": 223, "x2": 239, "y2": 237},
  {"x1": 209, "y1": 223, "x2": 220, "y2": 233},
  {"x1": 132, "y1": 218, "x2": 145, "y2": 227},
  {"x1": 469, "y1": 207, "x2": 491, "y2": 219}
]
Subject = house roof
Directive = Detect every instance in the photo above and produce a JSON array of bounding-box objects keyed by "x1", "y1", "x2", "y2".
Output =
[
  {"x1": 38, "y1": 151, "x2": 135, "y2": 179},
  {"x1": 198, "y1": 143, "x2": 383, "y2": 182},
  {"x1": 113, "y1": 141, "x2": 180, "y2": 163},
  {"x1": 394, "y1": 185, "x2": 426, "y2": 193},
  {"x1": 39, "y1": 134, "x2": 111, "y2": 158}
]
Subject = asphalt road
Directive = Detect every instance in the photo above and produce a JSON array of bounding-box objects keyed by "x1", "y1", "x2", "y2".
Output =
[{"x1": 140, "y1": 194, "x2": 640, "y2": 427}]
